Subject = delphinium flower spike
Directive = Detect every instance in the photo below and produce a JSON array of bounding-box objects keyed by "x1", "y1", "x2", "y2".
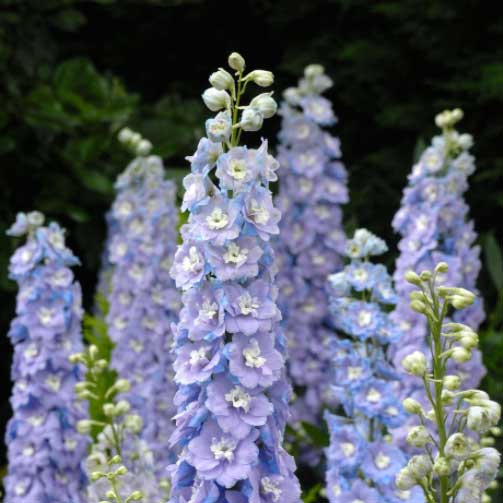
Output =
[
  {"x1": 274, "y1": 65, "x2": 348, "y2": 435},
  {"x1": 325, "y1": 229, "x2": 423, "y2": 503},
  {"x1": 105, "y1": 130, "x2": 180, "y2": 477},
  {"x1": 71, "y1": 344, "x2": 167, "y2": 502},
  {"x1": 4, "y1": 212, "x2": 88, "y2": 503},
  {"x1": 168, "y1": 52, "x2": 302, "y2": 502},
  {"x1": 396, "y1": 263, "x2": 501, "y2": 503},
  {"x1": 391, "y1": 109, "x2": 486, "y2": 426}
]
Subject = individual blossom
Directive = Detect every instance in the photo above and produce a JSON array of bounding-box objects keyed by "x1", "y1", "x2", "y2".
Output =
[
  {"x1": 391, "y1": 109, "x2": 485, "y2": 410},
  {"x1": 274, "y1": 64, "x2": 348, "y2": 444},
  {"x1": 4, "y1": 214, "x2": 88, "y2": 503},
  {"x1": 325, "y1": 229, "x2": 413, "y2": 503},
  {"x1": 105, "y1": 131, "x2": 180, "y2": 474},
  {"x1": 168, "y1": 52, "x2": 301, "y2": 502},
  {"x1": 396, "y1": 262, "x2": 501, "y2": 503}
]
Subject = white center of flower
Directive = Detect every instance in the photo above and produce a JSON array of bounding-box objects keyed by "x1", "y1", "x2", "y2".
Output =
[
  {"x1": 114, "y1": 242, "x2": 127, "y2": 257},
  {"x1": 225, "y1": 386, "x2": 251, "y2": 412},
  {"x1": 24, "y1": 343, "x2": 38, "y2": 359},
  {"x1": 341, "y1": 442, "x2": 355, "y2": 457},
  {"x1": 347, "y1": 366, "x2": 363, "y2": 380},
  {"x1": 119, "y1": 292, "x2": 132, "y2": 306},
  {"x1": 331, "y1": 483, "x2": 342, "y2": 496},
  {"x1": 348, "y1": 243, "x2": 361, "y2": 257},
  {"x1": 114, "y1": 316, "x2": 126, "y2": 330},
  {"x1": 223, "y1": 242, "x2": 248, "y2": 264},
  {"x1": 238, "y1": 292, "x2": 260, "y2": 315},
  {"x1": 65, "y1": 438, "x2": 78, "y2": 451},
  {"x1": 299, "y1": 178, "x2": 313, "y2": 193},
  {"x1": 28, "y1": 415, "x2": 44, "y2": 427},
  {"x1": 228, "y1": 159, "x2": 247, "y2": 180},
  {"x1": 249, "y1": 199, "x2": 270, "y2": 225},
  {"x1": 199, "y1": 299, "x2": 218, "y2": 321},
  {"x1": 261, "y1": 477, "x2": 282, "y2": 502},
  {"x1": 357, "y1": 310, "x2": 372, "y2": 327},
  {"x1": 375, "y1": 452, "x2": 391, "y2": 469},
  {"x1": 116, "y1": 200, "x2": 133, "y2": 217},
  {"x1": 367, "y1": 388, "x2": 381, "y2": 403},
  {"x1": 415, "y1": 214, "x2": 429, "y2": 231},
  {"x1": 51, "y1": 270, "x2": 69, "y2": 286},
  {"x1": 300, "y1": 152, "x2": 316, "y2": 167},
  {"x1": 48, "y1": 232, "x2": 64, "y2": 249},
  {"x1": 296, "y1": 124, "x2": 310, "y2": 139},
  {"x1": 128, "y1": 264, "x2": 144, "y2": 281},
  {"x1": 353, "y1": 268, "x2": 368, "y2": 282},
  {"x1": 386, "y1": 406, "x2": 399, "y2": 416},
  {"x1": 423, "y1": 184, "x2": 438, "y2": 202},
  {"x1": 182, "y1": 246, "x2": 203, "y2": 273},
  {"x1": 210, "y1": 437, "x2": 236, "y2": 462},
  {"x1": 129, "y1": 218, "x2": 144, "y2": 235},
  {"x1": 210, "y1": 119, "x2": 228, "y2": 136},
  {"x1": 45, "y1": 375, "x2": 61, "y2": 392},
  {"x1": 312, "y1": 253, "x2": 326, "y2": 266},
  {"x1": 15, "y1": 481, "x2": 27, "y2": 496},
  {"x1": 22, "y1": 445, "x2": 34, "y2": 457},
  {"x1": 352, "y1": 500, "x2": 365, "y2": 503},
  {"x1": 38, "y1": 307, "x2": 54, "y2": 326},
  {"x1": 21, "y1": 249, "x2": 33, "y2": 263},
  {"x1": 190, "y1": 347, "x2": 209, "y2": 366},
  {"x1": 424, "y1": 152, "x2": 441, "y2": 171},
  {"x1": 396, "y1": 490, "x2": 411, "y2": 500},
  {"x1": 128, "y1": 339, "x2": 143, "y2": 353},
  {"x1": 206, "y1": 208, "x2": 229, "y2": 230},
  {"x1": 243, "y1": 339, "x2": 266, "y2": 368}
]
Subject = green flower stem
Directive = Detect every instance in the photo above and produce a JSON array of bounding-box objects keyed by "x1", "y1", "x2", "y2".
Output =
[{"x1": 110, "y1": 476, "x2": 123, "y2": 503}]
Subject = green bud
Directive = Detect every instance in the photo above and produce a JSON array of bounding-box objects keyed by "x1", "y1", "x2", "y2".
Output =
[
  {"x1": 103, "y1": 403, "x2": 116, "y2": 417},
  {"x1": 404, "y1": 270, "x2": 421, "y2": 286},
  {"x1": 443, "y1": 375, "x2": 461, "y2": 390},
  {"x1": 108, "y1": 455, "x2": 122, "y2": 465},
  {"x1": 410, "y1": 300, "x2": 427, "y2": 314},
  {"x1": 433, "y1": 456, "x2": 451, "y2": 476},
  {"x1": 419, "y1": 270, "x2": 431, "y2": 281},
  {"x1": 91, "y1": 471, "x2": 105, "y2": 481},
  {"x1": 126, "y1": 491, "x2": 144, "y2": 502},
  {"x1": 115, "y1": 465, "x2": 128, "y2": 476},
  {"x1": 435, "y1": 261, "x2": 449, "y2": 273}
]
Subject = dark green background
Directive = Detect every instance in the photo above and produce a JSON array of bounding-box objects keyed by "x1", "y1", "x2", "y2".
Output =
[{"x1": 1, "y1": 0, "x2": 502, "y2": 498}]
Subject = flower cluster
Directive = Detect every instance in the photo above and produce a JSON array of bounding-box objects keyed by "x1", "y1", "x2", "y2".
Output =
[
  {"x1": 396, "y1": 263, "x2": 501, "y2": 503},
  {"x1": 71, "y1": 344, "x2": 168, "y2": 503},
  {"x1": 274, "y1": 64, "x2": 348, "y2": 426},
  {"x1": 391, "y1": 109, "x2": 486, "y2": 411},
  {"x1": 325, "y1": 229, "x2": 420, "y2": 503},
  {"x1": 4, "y1": 213, "x2": 88, "y2": 503},
  {"x1": 105, "y1": 133, "x2": 180, "y2": 473},
  {"x1": 168, "y1": 52, "x2": 301, "y2": 502}
]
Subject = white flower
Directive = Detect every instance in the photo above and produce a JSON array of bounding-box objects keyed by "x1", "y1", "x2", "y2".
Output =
[
  {"x1": 202, "y1": 88, "x2": 231, "y2": 112},
  {"x1": 401, "y1": 351, "x2": 427, "y2": 376}
]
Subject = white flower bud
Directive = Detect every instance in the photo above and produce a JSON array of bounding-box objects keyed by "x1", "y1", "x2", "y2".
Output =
[
  {"x1": 106, "y1": 490, "x2": 116, "y2": 499},
  {"x1": 114, "y1": 379, "x2": 131, "y2": 393},
  {"x1": 395, "y1": 467, "x2": 417, "y2": 490},
  {"x1": 103, "y1": 403, "x2": 116, "y2": 417},
  {"x1": 467, "y1": 406, "x2": 492, "y2": 433},
  {"x1": 442, "y1": 389, "x2": 455, "y2": 405},
  {"x1": 136, "y1": 139, "x2": 152, "y2": 157},
  {"x1": 238, "y1": 107, "x2": 264, "y2": 131},
  {"x1": 435, "y1": 112, "x2": 448, "y2": 128},
  {"x1": 410, "y1": 300, "x2": 427, "y2": 314},
  {"x1": 445, "y1": 433, "x2": 469, "y2": 459},
  {"x1": 129, "y1": 132, "x2": 141, "y2": 147},
  {"x1": 283, "y1": 87, "x2": 301, "y2": 105},
  {"x1": 425, "y1": 408, "x2": 436, "y2": 422},
  {"x1": 91, "y1": 471, "x2": 105, "y2": 481},
  {"x1": 249, "y1": 93, "x2": 277, "y2": 118},
  {"x1": 404, "y1": 270, "x2": 422, "y2": 286},
  {"x1": 458, "y1": 133, "x2": 473, "y2": 149},
  {"x1": 304, "y1": 64, "x2": 324, "y2": 78},
  {"x1": 127, "y1": 491, "x2": 144, "y2": 501},
  {"x1": 406, "y1": 426, "x2": 432, "y2": 448},
  {"x1": 458, "y1": 331, "x2": 479, "y2": 349},
  {"x1": 228, "y1": 52, "x2": 245, "y2": 72},
  {"x1": 419, "y1": 270, "x2": 431, "y2": 281},
  {"x1": 209, "y1": 68, "x2": 235, "y2": 91},
  {"x1": 118, "y1": 127, "x2": 134, "y2": 144},
  {"x1": 245, "y1": 70, "x2": 274, "y2": 87},
  {"x1": 89, "y1": 345, "x2": 99, "y2": 360},
  {"x1": 401, "y1": 351, "x2": 427, "y2": 376},
  {"x1": 115, "y1": 465, "x2": 128, "y2": 476},
  {"x1": 435, "y1": 262, "x2": 449, "y2": 273},
  {"x1": 202, "y1": 88, "x2": 231, "y2": 112},
  {"x1": 403, "y1": 398, "x2": 423, "y2": 415},
  {"x1": 450, "y1": 346, "x2": 472, "y2": 363},
  {"x1": 115, "y1": 400, "x2": 131, "y2": 415},
  {"x1": 444, "y1": 375, "x2": 461, "y2": 390},
  {"x1": 69, "y1": 353, "x2": 84, "y2": 364},
  {"x1": 124, "y1": 414, "x2": 143, "y2": 433},
  {"x1": 408, "y1": 454, "x2": 432, "y2": 478},
  {"x1": 108, "y1": 454, "x2": 122, "y2": 465},
  {"x1": 433, "y1": 456, "x2": 451, "y2": 476},
  {"x1": 451, "y1": 108, "x2": 464, "y2": 122},
  {"x1": 77, "y1": 420, "x2": 93, "y2": 434},
  {"x1": 449, "y1": 294, "x2": 475, "y2": 309}
]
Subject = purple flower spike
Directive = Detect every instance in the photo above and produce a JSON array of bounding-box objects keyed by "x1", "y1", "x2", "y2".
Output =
[
  {"x1": 4, "y1": 215, "x2": 87, "y2": 503},
  {"x1": 168, "y1": 53, "x2": 301, "y2": 502},
  {"x1": 273, "y1": 65, "x2": 348, "y2": 460}
]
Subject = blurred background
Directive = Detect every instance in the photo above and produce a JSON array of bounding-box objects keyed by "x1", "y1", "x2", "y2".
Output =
[{"x1": 0, "y1": 0, "x2": 502, "y2": 494}]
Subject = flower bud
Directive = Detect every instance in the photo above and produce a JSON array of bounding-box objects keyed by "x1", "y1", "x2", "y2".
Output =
[
  {"x1": 410, "y1": 300, "x2": 427, "y2": 314},
  {"x1": 127, "y1": 491, "x2": 144, "y2": 502},
  {"x1": 129, "y1": 132, "x2": 141, "y2": 147},
  {"x1": 435, "y1": 262, "x2": 449, "y2": 273},
  {"x1": 103, "y1": 403, "x2": 116, "y2": 417},
  {"x1": 425, "y1": 409, "x2": 436, "y2": 422},
  {"x1": 450, "y1": 346, "x2": 472, "y2": 363},
  {"x1": 136, "y1": 139, "x2": 152, "y2": 157},
  {"x1": 458, "y1": 331, "x2": 478, "y2": 349},
  {"x1": 69, "y1": 353, "x2": 84, "y2": 364},
  {"x1": 106, "y1": 490, "x2": 116, "y2": 499},
  {"x1": 304, "y1": 64, "x2": 324, "y2": 78},
  {"x1": 77, "y1": 420, "x2": 93, "y2": 434},
  {"x1": 451, "y1": 108, "x2": 464, "y2": 122},
  {"x1": 245, "y1": 70, "x2": 274, "y2": 87},
  {"x1": 118, "y1": 127, "x2": 134, "y2": 144},
  {"x1": 444, "y1": 375, "x2": 461, "y2": 390},
  {"x1": 95, "y1": 359, "x2": 108, "y2": 370},
  {"x1": 238, "y1": 107, "x2": 264, "y2": 131},
  {"x1": 401, "y1": 351, "x2": 427, "y2": 376},
  {"x1": 404, "y1": 270, "x2": 422, "y2": 286},
  {"x1": 419, "y1": 270, "x2": 431, "y2": 281},
  {"x1": 115, "y1": 400, "x2": 131, "y2": 415},
  {"x1": 403, "y1": 398, "x2": 423, "y2": 415},
  {"x1": 481, "y1": 436, "x2": 495, "y2": 446},
  {"x1": 458, "y1": 133, "x2": 473, "y2": 149},
  {"x1": 449, "y1": 294, "x2": 475, "y2": 309},
  {"x1": 406, "y1": 426, "x2": 432, "y2": 448},
  {"x1": 91, "y1": 471, "x2": 105, "y2": 481},
  {"x1": 115, "y1": 465, "x2": 128, "y2": 476},
  {"x1": 395, "y1": 467, "x2": 417, "y2": 490},
  {"x1": 445, "y1": 433, "x2": 469, "y2": 459},
  {"x1": 467, "y1": 406, "x2": 492, "y2": 433},
  {"x1": 124, "y1": 414, "x2": 143, "y2": 433},
  {"x1": 433, "y1": 456, "x2": 451, "y2": 476},
  {"x1": 441, "y1": 389, "x2": 455, "y2": 405},
  {"x1": 228, "y1": 52, "x2": 245, "y2": 72},
  {"x1": 114, "y1": 379, "x2": 131, "y2": 393},
  {"x1": 202, "y1": 88, "x2": 231, "y2": 112},
  {"x1": 89, "y1": 345, "x2": 99, "y2": 360},
  {"x1": 249, "y1": 93, "x2": 277, "y2": 118},
  {"x1": 209, "y1": 68, "x2": 234, "y2": 91},
  {"x1": 108, "y1": 455, "x2": 122, "y2": 465},
  {"x1": 408, "y1": 454, "x2": 432, "y2": 478}
]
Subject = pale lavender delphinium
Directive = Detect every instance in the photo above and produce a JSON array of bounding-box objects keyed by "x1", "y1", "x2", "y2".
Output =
[
  {"x1": 4, "y1": 212, "x2": 88, "y2": 503},
  {"x1": 106, "y1": 131, "x2": 180, "y2": 477},
  {"x1": 168, "y1": 52, "x2": 302, "y2": 503},
  {"x1": 274, "y1": 64, "x2": 348, "y2": 430},
  {"x1": 325, "y1": 229, "x2": 424, "y2": 503},
  {"x1": 390, "y1": 109, "x2": 486, "y2": 448}
]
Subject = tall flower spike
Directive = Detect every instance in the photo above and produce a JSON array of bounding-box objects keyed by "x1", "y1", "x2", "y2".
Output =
[
  {"x1": 4, "y1": 214, "x2": 88, "y2": 503},
  {"x1": 169, "y1": 52, "x2": 302, "y2": 502},
  {"x1": 390, "y1": 109, "x2": 486, "y2": 448},
  {"x1": 274, "y1": 65, "x2": 348, "y2": 436},
  {"x1": 105, "y1": 136, "x2": 180, "y2": 477},
  {"x1": 397, "y1": 264, "x2": 500, "y2": 503},
  {"x1": 324, "y1": 229, "x2": 419, "y2": 503}
]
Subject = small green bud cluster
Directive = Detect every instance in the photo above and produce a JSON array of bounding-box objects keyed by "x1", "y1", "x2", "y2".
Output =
[
  {"x1": 118, "y1": 127, "x2": 153, "y2": 157},
  {"x1": 398, "y1": 262, "x2": 501, "y2": 502}
]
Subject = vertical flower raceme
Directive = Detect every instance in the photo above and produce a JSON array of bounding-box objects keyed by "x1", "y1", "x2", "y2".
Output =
[
  {"x1": 4, "y1": 212, "x2": 87, "y2": 503},
  {"x1": 391, "y1": 109, "x2": 485, "y2": 412},
  {"x1": 275, "y1": 64, "x2": 348, "y2": 427},
  {"x1": 168, "y1": 52, "x2": 302, "y2": 503},
  {"x1": 325, "y1": 229, "x2": 420, "y2": 503},
  {"x1": 105, "y1": 131, "x2": 180, "y2": 475},
  {"x1": 396, "y1": 264, "x2": 501, "y2": 503}
]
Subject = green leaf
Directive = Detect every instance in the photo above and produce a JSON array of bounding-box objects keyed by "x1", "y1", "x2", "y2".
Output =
[
  {"x1": 300, "y1": 421, "x2": 330, "y2": 447},
  {"x1": 484, "y1": 233, "x2": 503, "y2": 291},
  {"x1": 302, "y1": 484, "x2": 322, "y2": 503},
  {"x1": 51, "y1": 9, "x2": 87, "y2": 32}
]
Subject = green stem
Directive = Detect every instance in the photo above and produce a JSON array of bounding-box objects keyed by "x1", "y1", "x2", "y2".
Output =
[
  {"x1": 230, "y1": 72, "x2": 243, "y2": 147},
  {"x1": 110, "y1": 476, "x2": 123, "y2": 503}
]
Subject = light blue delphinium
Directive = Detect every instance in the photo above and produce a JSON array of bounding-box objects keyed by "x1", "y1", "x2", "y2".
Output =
[
  {"x1": 105, "y1": 131, "x2": 180, "y2": 480},
  {"x1": 325, "y1": 229, "x2": 423, "y2": 503},
  {"x1": 4, "y1": 212, "x2": 88, "y2": 503}
]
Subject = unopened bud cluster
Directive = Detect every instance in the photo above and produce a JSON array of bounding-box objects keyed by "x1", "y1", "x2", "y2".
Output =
[
  {"x1": 396, "y1": 263, "x2": 501, "y2": 502},
  {"x1": 118, "y1": 127, "x2": 153, "y2": 156}
]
